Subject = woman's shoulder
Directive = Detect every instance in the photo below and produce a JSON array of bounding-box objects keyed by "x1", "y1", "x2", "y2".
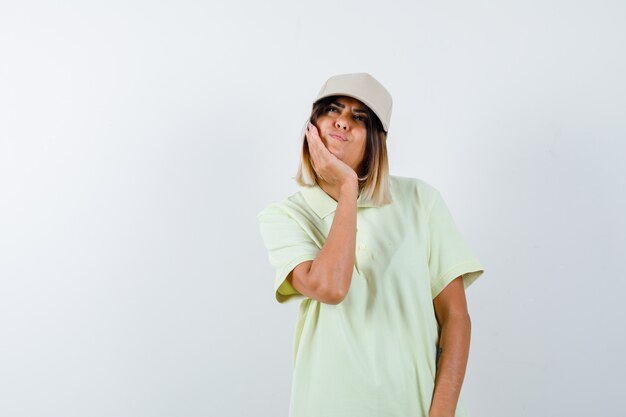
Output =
[{"x1": 256, "y1": 188, "x2": 314, "y2": 221}]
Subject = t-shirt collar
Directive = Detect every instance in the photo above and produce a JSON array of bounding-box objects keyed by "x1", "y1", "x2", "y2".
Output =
[{"x1": 300, "y1": 183, "x2": 376, "y2": 219}]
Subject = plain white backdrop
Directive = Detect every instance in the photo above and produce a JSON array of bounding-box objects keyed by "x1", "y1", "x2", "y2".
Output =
[{"x1": 1, "y1": 1, "x2": 624, "y2": 416}]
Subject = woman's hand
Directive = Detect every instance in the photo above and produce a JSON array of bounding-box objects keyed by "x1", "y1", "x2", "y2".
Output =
[{"x1": 305, "y1": 122, "x2": 358, "y2": 188}]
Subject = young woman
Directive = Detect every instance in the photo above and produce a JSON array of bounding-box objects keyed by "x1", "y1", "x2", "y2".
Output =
[{"x1": 257, "y1": 73, "x2": 485, "y2": 417}]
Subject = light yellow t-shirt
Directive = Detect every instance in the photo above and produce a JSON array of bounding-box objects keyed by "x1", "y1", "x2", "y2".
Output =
[{"x1": 257, "y1": 175, "x2": 485, "y2": 417}]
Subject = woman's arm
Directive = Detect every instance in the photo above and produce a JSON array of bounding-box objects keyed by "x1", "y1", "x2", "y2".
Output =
[
  {"x1": 290, "y1": 182, "x2": 358, "y2": 304},
  {"x1": 289, "y1": 123, "x2": 359, "y2": 304},
  {"x1": 429, "y1": 276, "x2": 472, "y2": 417}
]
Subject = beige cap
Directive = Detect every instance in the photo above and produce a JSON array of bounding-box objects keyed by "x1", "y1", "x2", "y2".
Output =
[{"x1": 314, "y1": 72, "x2": 392, "y2": 133}]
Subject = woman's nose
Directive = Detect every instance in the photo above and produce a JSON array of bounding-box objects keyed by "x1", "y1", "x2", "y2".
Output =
[{"x1": 335, "y1": 115, "x2": 349, "y2": 130}]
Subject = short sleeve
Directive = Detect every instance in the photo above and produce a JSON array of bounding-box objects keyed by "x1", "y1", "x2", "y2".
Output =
[
  {"x1": 257, "y1": 204, "x2": 320, "y2": 304},
  {"x1": 427, "y1": 190, "x2": 485, "y2": 299}
]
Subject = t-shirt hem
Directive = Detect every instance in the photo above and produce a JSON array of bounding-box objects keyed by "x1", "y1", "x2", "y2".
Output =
[
  {"x1": 275, "y1": 253, "x2": 318, "y2": 304},
  {"x1": 431, "y1": 261, "x2": 485, "y2": 299}
]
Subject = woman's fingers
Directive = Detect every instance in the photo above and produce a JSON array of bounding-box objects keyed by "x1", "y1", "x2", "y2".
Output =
[
  {"x1": 306, "y1": 124, "x2": 327, "y2": 176},
  {"x1": 306, "y1": 123, "x2": 329, "y2": 165},
  {"x1": 306, "y1": 123, "x2": 322, "y2": 150}
]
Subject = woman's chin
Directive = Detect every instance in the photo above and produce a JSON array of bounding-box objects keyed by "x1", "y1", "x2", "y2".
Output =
[{"x1": 328, "y1": 147, "x2": 342, "y2": 158}]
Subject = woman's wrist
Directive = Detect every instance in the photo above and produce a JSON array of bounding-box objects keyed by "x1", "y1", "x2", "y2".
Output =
[{"x1": 338, "y1": 180, "x2": 359, "y2": 199}]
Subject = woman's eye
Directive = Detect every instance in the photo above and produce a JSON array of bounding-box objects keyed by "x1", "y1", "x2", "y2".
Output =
[{"x1": 355, "y1": 115, "x2": 367, "y2": 122}]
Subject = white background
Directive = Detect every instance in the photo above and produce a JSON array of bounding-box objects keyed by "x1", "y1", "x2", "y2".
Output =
[{"x1": 1, "y1": 1, "x2": 624, "y2": 416}]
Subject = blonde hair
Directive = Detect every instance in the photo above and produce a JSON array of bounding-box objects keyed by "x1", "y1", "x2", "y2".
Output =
[{"x1": 295, "y1": 95, "x2": 392, "y2": 206}]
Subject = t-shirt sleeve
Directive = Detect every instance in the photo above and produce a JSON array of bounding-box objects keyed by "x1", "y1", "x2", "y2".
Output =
[
  {"x1": 427, "y1": 189, "x2": 485, "y2": 299},
  {"x1": 257, "y1": 204, "x2": 320, "y2": 304}
]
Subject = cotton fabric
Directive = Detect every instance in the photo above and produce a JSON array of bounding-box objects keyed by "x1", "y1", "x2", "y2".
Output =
[{"x1": 257, "y1": 175, "x2": 485, "y2": 417}]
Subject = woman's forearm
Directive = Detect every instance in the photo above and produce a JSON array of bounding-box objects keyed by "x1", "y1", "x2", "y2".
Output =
[
  {"x1": 429, "y1": 314, "x2": 471, "y2": 417},
  {"x1": 308, "y1": 181, "x2": 358, "y2": 302}
]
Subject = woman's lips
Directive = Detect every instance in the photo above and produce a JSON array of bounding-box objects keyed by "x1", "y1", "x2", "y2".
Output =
[{"x1": 330, "y1": 133, "x2": 347, "y2": 141}]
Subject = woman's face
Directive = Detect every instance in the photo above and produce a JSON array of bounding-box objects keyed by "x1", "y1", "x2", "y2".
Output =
[{"x1": 314, "y1": 96, "x2": 368, "y2": 173}]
